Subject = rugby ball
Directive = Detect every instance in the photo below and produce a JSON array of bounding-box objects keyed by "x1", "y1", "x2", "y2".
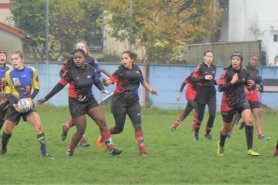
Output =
[{"x1": 18, "y1": 98, "x2": 33, "y2": 113}]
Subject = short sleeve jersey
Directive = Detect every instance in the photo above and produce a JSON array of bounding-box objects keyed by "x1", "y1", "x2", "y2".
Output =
[
  {"x1": 5, "y1": 66, "x2": 39, "y2": 101},
  {"x1": 0, "y1": 66, "x2": 10, "y2": 91},
  {"x1": 60, "y1": 64, "x2": 100, "y2": 100},
  {"x1": 109, "y1": 64, "x2": 144, "y2": 94}
]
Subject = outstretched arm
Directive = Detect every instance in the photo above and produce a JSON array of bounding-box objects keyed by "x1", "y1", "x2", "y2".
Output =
[{"x1": 37, "y1": 83, "x2": 65, "y2": 104}]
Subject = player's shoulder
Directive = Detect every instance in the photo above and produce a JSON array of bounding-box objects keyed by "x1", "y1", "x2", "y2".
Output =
[{"x1": 194, "y1": 63, "x2": 202, "y2": 72}]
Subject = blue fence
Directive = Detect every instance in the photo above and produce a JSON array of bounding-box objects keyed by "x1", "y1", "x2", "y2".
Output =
[{"x1": 33, "y1": 62, "x2": 278, "y2": 110}]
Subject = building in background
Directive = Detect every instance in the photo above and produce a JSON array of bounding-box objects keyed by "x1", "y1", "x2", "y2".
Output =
[{"x1": 219, "y1": 0, "x2": 278, "y2": 66}]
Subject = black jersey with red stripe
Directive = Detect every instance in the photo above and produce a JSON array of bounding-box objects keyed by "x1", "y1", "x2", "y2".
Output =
[
  {"x1": 109, "y1": 64, "x2": 144, "y2": 94},
  {"x1": 60, "y1": 64, "x2": 100, "y2": 100},
  {"x1": 218, "y1": 67, "x2": 250, "y2": 110},
  {"x1": 192, "y1": 62, "x2": 216, "y2": 87}
]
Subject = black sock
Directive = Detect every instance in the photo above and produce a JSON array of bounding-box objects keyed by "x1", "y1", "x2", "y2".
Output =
[
  {"x1": 2, "y1": 132, "x2": 12, "y2": 150},
  {"x1": 245, "y1": 125, "x2": 253, "y2": 150},
  {"x1": 276, "y1": 137, "x2": 278, "y2": 149},
  {"x1": 219, "y1": 133, "x2": 227, "y2": 147}
]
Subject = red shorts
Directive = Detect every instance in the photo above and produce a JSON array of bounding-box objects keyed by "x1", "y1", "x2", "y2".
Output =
[{"x1": 246, "y1": 90, "x2": 260, "y2": 102}]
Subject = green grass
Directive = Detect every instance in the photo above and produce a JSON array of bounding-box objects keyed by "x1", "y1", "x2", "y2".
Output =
[{"x1": 0, "y1": 105, "x2": 277, "y2": 185}]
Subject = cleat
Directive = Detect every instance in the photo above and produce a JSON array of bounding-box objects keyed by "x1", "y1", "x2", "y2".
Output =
[
  {"x1": 247, "y1": 148, "x2": 259, "y2": 156},
  {"x1": 80, "y1": 140, "x2": 90, "y2": 147},
  {"x1": 108, "y1": 148, "x2": 123, "y2": 156},
  {"x1": 66, "y1": 150, "x2": 73, "y2": 157},
  {"x1": 0, "y1": 149, "x2": 7, "y2": 155},
  {"x1": 43, "y1": 154, "x2": 54, "y2": 159},
  {"x1": 96, "y1": 136, "x2": 104, "y2": 148},
  {"x1": 139, "y1": 152, "x2": 147, "y2": 157},
  {"x1": 204, "y1": 134, "x2": 213, "y2": 140},
  {"x1": 61, "y1": 124, "x2": 68, "y2": 141},
  {"x1": 258, "y1": 135, "x2": 270, "y2": 141},
  {"x1": 239, "y1": 122, "x2": 245, "y2": 130},
  {"x1": 170, "y1": 126, "x2": 176, "y2": 131},
  {"x1": 217, "y1": 141, "x2": 224, "y2": 156},
  {"x1": 226, "y1": 134, "x2": 231, "y2": 139},
  {"x1": 193, "y1": 136, "x2": 199, "y2": 140},
  {"x1": 273, "y1": 147, "x2": 278, "y2": 157}
]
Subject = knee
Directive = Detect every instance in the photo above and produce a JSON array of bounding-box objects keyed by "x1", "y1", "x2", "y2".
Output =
[
  {"x1": 112, "y1": 126, "x2": 123, "y2": 134},
  {"x1": 76, "y1": 127, "x2": 85, "y2": 135},
  {"x1": 244, "y1": 118, "x2": 253, "y2": 126}
]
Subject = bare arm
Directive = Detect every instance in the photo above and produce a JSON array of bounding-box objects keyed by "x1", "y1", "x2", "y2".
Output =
[{"x1": 141, "y1": 81, "x2": 159, "y2": 95}]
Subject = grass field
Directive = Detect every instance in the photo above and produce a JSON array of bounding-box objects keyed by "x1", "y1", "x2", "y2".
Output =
[{"x1": 0, "y1": 105, "x2": 277, "y2": 185}]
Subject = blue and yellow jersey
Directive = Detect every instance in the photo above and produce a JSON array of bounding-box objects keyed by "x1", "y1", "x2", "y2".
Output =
[
  {"x1": 0, "y1": 66, "x2": 10, "y2": 91},
  {"x1": 4, "y1": 66, "x2": 39, "y2": 101}
]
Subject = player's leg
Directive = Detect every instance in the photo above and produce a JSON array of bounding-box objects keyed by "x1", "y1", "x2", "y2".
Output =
[
  {"x1": 249, "y1": 100, "x2": 270, "y2": 140},
  {"x1": 194, "y1": 103, "x2": 206, "y2": 140},
  {"x1": 0, "y1": 119, "x2": 16, "y2": 154},
  {"x1": 226, "y1": 113, "x2": 240, "y2": 139},
  {"x1": 127, "y1": 100, "x2": 146, "y2": 156},
  {"x1": 240, "y1": 103, "x2": 259, "y2": 156},
  {"x1": 67, "y1": 115, "x2": 86, "y2": 156},
  {"x1": 88, "y1": 106, "x2": 123, "y2": 155},
  {"x1": 0, "y1": 107, "x2": 20, "y2": 154},
  {"x1": 171, "y1": 102, "x2": 193, "y2": 131},
  {"x1": 217, "y1": 109, "x2": 235, "y2": 156},
  {"x1": 204, "y1": 95, "x2": 216, "y2": 140},
  {"x1": 27, "y1": 111, "x2": 53, "y2": 158},
  {"x1": 61, "y1": 118, "x2": 74, "y2": 141}
]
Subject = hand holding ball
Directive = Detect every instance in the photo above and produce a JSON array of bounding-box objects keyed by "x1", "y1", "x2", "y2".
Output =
[{"x1": 17, "y1": 98, "x2": 33, "y2": 113}]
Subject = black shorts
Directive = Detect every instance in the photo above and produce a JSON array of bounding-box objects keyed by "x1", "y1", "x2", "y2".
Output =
[
  {"x1": 68, "y1": 96, "x2": 99, "y2": 118},
  {"x1": 221, "y1": 101, "x2": 250, "y2": 123},
  {"x1": 111, "y1": 93, "x2": 140, "y2": 114},
  {"x1": 5, "y1": 105, "x2": 36, "y2": 123},
  {"x1": 249, "y1": 101, "x2": 260, "y2": 109},
  {"x1": 194, "y1": 86, "x2": 216, "y2": 104}
]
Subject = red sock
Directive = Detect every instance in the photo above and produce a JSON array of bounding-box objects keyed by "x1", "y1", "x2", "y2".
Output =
[
  {"x1": 192, "y1": 113, "x2": 197, "y2": 130},
  {"x1": 101, "y1": 130, "x2": 114, "y2": 151},
  {"x1": 64, "y1": 119, "x2": 74, "y2": 131},
  {"x1": 135, "y1": 130, "x2": 146, "y2": 153},
  {"x1": 68, "y1": 143, "x2": 76, "y2": 152},
  {"x1": 194, "y1": 119, "x2": 201, "y2": 136},
  {"x1": 178, "y1": 114, "x2": 185, "y2": 121},
  {"x1": 172, "y1": 122, "x2": 179, "y2": 128}
]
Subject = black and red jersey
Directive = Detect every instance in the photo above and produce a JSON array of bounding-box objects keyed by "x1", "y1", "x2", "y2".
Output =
[
  {"x1": 192, "y1": 62, "x2": 216, "y2": 87},
  {"x1": 109, "y1": 64, "x2": 144, "y2": 94},
  {"x1": 182, "y1": 73, "x2": 197, "y2": 100},
  {"x1": 244, "y1": 64, "x2": 263, "y2": 91},
  {"x1": 218, "y1": 67, "x2": 250, "y2": 111},
  {"x1": 60, "y1": 64, "x2": 101, "y2": 100}
]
